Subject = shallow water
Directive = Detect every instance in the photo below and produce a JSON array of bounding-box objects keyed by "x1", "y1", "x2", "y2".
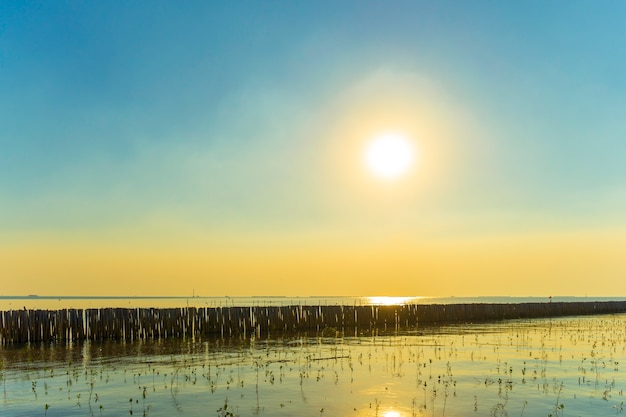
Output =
[{"x1": 1, "y1": 314, "x2": 625, "y2": 417}]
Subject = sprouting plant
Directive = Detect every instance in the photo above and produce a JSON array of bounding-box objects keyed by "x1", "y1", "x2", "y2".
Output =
[
  {"x1": 88, "y1": 379, "x2": 94, "y2": 404},
  {"x1": 217, "y1": 399, "x2": 238, "y2": 417},
  {"x1": 550, "y1": 382, "x2": 565, "y2": 416},
  {"x1": 142, "y1": 385, "x2": 148, "y2": 415},
  {"x1": 490, "y1": 403, "x2": 506, "y2": 417}
]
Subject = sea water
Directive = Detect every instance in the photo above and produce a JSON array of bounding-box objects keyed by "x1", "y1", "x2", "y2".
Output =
[{"x1": 1, "y1": 313, "x2": 625, "y2": 417}]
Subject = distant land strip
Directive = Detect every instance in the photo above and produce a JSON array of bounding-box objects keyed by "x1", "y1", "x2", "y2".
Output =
[{"x1": 1, "y1": 301, "x2": 625, "y2": 344}]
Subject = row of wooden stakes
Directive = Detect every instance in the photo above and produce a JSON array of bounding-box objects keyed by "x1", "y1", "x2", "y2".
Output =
[{"x1": 1, "y1": 301, "x2": 625, "y2": 344}]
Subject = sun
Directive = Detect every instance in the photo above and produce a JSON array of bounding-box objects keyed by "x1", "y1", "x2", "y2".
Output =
[{"x1": 364, "y1": 133, "x2": 415, "y2": 180}]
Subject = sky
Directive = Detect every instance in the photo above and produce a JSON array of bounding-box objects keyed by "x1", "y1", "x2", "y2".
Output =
[{"x1": 1, "y1": 1, "x2": 626, "y2": 297}]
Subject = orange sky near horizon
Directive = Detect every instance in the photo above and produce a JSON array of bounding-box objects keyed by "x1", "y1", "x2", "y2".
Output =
[{"x1": 3, "y1": 229, "x2": 625, "y2": 297}]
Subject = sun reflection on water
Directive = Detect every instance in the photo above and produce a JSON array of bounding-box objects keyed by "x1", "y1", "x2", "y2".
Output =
[{"x1": 367, "y1": 296, "x2": 422, "y2": 305}]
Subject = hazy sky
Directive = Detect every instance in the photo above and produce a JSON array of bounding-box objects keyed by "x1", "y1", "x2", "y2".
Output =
[{"x1": 2, "y1": 1, "x2": 626, "y2": 296}]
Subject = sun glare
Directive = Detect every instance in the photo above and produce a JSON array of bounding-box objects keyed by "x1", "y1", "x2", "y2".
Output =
[
  {"x1": 368, "y1": 296, "x2": 421, "y2": 306},
  {"x1": 364, "y1": 133, "x2": 415, "y2": 180}
]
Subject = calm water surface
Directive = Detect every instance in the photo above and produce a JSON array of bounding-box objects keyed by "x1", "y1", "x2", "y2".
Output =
[
  {"x1": 2, "y1": 295, "x2": 626, "y2": 310},
  {"x1": 1, "y1": 313, "x2": 625, "y2": 417}
]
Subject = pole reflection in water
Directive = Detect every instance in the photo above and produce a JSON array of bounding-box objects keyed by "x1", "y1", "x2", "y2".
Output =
[{"x1": 0, "y1": 313, "x2": 625, "y2": 417}]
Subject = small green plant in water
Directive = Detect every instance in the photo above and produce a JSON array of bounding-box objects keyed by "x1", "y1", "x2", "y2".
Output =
[{"x1": 217, "y1": 400, "x2": 238, "y2": 417}]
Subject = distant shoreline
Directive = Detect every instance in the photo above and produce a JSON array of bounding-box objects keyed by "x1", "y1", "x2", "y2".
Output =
[
  {"x1": 2, "y1": 295, "x2": 626, "y2": 313},
  {"x1": 3, "y1": 295, "x2": 624, "y2": 300}
]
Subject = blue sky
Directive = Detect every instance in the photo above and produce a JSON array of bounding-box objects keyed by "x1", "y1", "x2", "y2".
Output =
[
  {"x1": 3, "y1": 1, "x2": 626, "y2": 231},
  {"x1": 2, "y1": 1, "x2": 626, "y2": 295}
]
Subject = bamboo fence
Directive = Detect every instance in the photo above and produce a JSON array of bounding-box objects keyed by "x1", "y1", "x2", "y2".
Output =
[{"x1": 1, "y1": 301, "x2": 625, "y2": 344}]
